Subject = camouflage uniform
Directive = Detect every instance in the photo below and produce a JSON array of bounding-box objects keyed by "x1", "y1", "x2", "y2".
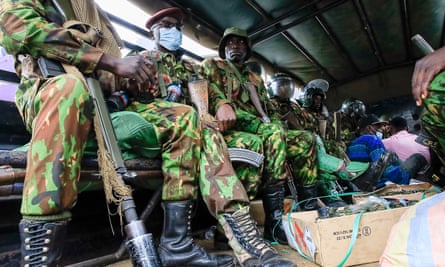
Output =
[
  {"x1": 128, "y1": 51, "x2": 249, "y2": 215},
  {"x1": 268, "y1": 99, "x2": 368, "y2": 194},
  {"x1": 278, "y1": 99, "x2": 349, "y2": 161},
  {"x1": 420, "y1": 71, "x2": 445, "y2": 167},
  {"x1": 201, "y1": 57, "x2": 314, "y2": 199},
  {"x1": 146, "y1": 45, "x2": 294, "y2": 265},
  {"x1": 340, "y1": 112, "x2": 362, "y2": 146},
  {"x1": 125, "y1": 99, "x2": 202, "y2": 202},
  {"x1": 0, "y1": 0, "x2": 107, "y2": 219},
  {"x1": 0, "y1": 0, "x2": 200, "y2": 219}
]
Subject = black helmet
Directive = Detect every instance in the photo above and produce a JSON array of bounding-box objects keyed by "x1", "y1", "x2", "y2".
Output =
[
  {"x1": 340, "y1": 98, "x2": 366, "y2": 117},
  {"x1": 302, "y1": 79, "x2": 329, "y2": 108},
  {"x1": 267, "y1": 73, "x2": 295, "y2": 101}
]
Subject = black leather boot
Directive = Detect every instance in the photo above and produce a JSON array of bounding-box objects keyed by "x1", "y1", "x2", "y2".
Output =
[
  {"x1": 19, "y1": 219, "x2": 67, "y2": 267},
  {"x1": 318, "y1": 180, "x2": 348, "y2": 207},
  {"x1": 158, "y1": 200, "x2": 234, "y2": 267},
  {"x1": 262, "y1": 184, "x2": 288, "y2": 245},
  {"x1": 214, "y1": 225, "x2": 230, "y2": 250},
  {"x1": 353, "y1": 151, "x2": 391, "y2": 192},
  {"x1": 219, "y1": 207, "x2": 296, "y2": 267},
  {"x1": 299, "y1": 184, "x2": 320, "y2": 211}
]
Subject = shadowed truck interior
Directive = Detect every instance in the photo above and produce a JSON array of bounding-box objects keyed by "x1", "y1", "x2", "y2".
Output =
[{"x1": 130, "y1": 0, "x2": 445, "y2": 118}]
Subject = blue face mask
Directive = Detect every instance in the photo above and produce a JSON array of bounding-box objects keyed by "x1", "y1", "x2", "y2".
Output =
[{"x1": 159, "y1": 27, "x2": 182, "y2": 51}]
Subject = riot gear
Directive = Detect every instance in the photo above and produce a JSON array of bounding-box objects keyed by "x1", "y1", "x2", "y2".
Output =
[
  {"x1": 267, "y1": 73, "x2": 295, "y2": 101},
  {"x1": 340, "y1": 98, "x2": 366, "y2": 117},
  {"x1": 302, "y1": 79, "x2": 329, "y2": 108}
]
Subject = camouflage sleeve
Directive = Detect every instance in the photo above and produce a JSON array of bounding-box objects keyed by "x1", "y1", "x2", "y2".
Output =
[
  {"x1": 265, "y1": 98, "x2": 284, "y2": 122},
  {"x1": 0, "y1": 0, "x2": 103, "y2": 73},
  {"x1": 201, "y1": 57, "x2": 231, "y2": 115},
  {"x1": 249, "y1": 72, "x2": 279, "y2": 120}
]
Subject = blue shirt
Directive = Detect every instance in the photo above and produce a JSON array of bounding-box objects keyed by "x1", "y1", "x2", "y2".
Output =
[{"x1": 347, "y1": 134, "x2": 410, "y2": 188}]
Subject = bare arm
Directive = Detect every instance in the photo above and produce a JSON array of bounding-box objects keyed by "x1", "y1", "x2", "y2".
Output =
[
  {"x1": 215, "y1": 103, "x2": 236, "y2": 132},
  {"x1": 412, "y1": 46, "x2": 445, "y2": 106}
]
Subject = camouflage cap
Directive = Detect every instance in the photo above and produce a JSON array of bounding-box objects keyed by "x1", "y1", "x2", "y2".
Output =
[
  {"x1": 218, "y1": 27, "x2": 251, "y2": 60},
  {"x1": 145, "y1": 7, "x2": 184, "y2": 29}
]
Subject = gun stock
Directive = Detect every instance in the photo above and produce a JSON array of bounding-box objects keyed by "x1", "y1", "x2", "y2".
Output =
[{"x1": 334, "y1": 111, "x2": 341, "y2": 141}]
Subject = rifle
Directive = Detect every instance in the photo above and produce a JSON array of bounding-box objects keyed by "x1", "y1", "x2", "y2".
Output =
[
  {"x1": 44, "y1": 0, "x2": 161, "y2": 264},
  {"x1": 87, "y1": 77, "x2": 161, "y2": 267}
]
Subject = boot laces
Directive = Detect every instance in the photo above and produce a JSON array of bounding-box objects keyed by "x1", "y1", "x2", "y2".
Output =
[
  {"x1": 23, "y1": 223, "x2": 52, "y2": 266},
  {"x1": 230, "y1": 209, "x2": 273, "y2": 256}
]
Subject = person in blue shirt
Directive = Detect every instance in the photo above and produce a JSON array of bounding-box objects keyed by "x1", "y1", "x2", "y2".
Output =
[{"x1": 347, "y1": 114, "x2": 413, "y2": 190}]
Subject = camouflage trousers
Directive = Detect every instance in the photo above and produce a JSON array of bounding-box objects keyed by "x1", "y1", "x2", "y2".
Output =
[
  {"x1": 126, "y1": 99, "x2": 201, "y2": 201},
  {"x1": 324, "y1": 138, "x2": 350, "y2": 163},
  {"x1": 16, "y1": 74, "x2": 94, "y2": 219},
  {"x1": 421, "y1": 71, "x2": 445, "y2": 166},
  {"x1": 224, "y1": 122, "x2": 288, "y2": 200},
  {"x1": 286, "y1": 130, "x2": 319, "y2": 186},
  {"x1": 199, "y1": 127, "x2": 249, "y2": 216}
]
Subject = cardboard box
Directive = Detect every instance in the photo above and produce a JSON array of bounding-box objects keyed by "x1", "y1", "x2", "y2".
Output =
[
  {"x1": 352, "y1": 182, "x2": 440, "y2": 205},
  {"x1": 282, "y1": 207, "x2": 408, "y2": 267}
]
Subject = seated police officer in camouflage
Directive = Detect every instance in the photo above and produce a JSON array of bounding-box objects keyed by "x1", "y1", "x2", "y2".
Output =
[
  {"x1": 338, "y1": 98, "x2": 368, "y2": 145},
  {"x1": 201, "y1": 28, "x2": 390, "y2": 217},
  {"x1": 299, "y1": 78, "x2": 349, "y2": 160},
  {"x1": 0, "y1": 1, "x2": 219, "y2": 266},
  {"x1": 201, "y1": 27, "x2": 324, "y2": 243},
  {"x1": 266, "y1": 73, "x2": 390, "y2": 206},
  {"x1": 0, "y1": 1, "x2": 163, "y2": 266},
  {"x1": 201, "y1": 27, "x2": 295, "y2": 242},
  {"x1": 101, "y1": 8, "x2": 234, "y2": 267},
  {"x1": 116, "y1": 7, "x2": 295, "y2": 267}
]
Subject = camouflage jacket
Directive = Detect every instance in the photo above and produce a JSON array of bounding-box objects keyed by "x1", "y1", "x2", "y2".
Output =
[
  {"x1": 138, "y1": 50, "x2": 202, "y2": 104},
  {"x1": 201, "y1": 57, "x2": 276, "y2": 132},
  {"x1": 268, "y1": 98, "x2": 318, "y2": 130},
  {"x1": 0, "y1": 0, "x2": 105, "y2": 76}
]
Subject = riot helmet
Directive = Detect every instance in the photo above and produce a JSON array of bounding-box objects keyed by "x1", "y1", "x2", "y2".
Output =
[
  {"x1": 340, "y1": 98, "x2": 366, "y2": 117},
  {"x1": 302, "y1": 79, "x2": 329, "y2": 108},
  {"x1": 267, "y1": 73, "x2": 295, "y2": 101}
]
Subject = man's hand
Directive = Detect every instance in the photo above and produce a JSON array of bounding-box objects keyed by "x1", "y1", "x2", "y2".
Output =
[
  {"x1": 412, "y1": 46, "x2": 445, "y2": 106},
  {"x1": 215, "y1": 103, "x2": 236, "y2": 132},
  {"x1": 99, "y1": 54, "x2": 157, "y2": 86}
]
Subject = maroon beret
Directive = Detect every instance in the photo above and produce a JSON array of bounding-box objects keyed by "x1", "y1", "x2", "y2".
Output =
[{"x1": 145, "y1": 7, "x2": 184, "y2": 29}]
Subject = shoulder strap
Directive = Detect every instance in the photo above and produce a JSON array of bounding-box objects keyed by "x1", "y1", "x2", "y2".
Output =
[{"x1": 147, "y1": 51, "x2": 167, "y2": 97}]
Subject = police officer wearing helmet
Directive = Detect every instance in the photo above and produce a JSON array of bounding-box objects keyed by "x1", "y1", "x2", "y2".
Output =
[
  {"x1": 267, "y1": 73, "x2": 296, "y2": 101},
  {"x1": 340, "y1": 98, "x2": 366, "y2": 118},
  {"x1": 339, "y1": 98, "x2": 368, "y2": 145},
  {"x1": 302, "y1": 79, "x2": 330, "y2": 120},
  {"x1": 267, "y1": 74, "x2": 373, "y2": 212}
]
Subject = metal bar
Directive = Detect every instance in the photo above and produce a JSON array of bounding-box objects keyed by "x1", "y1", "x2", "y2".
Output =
[
  {"x1": 400, "y1": 0, "x2": 413, "y2": 58},
  {"x1": 252, "y1": 0, "x2": 349, "y2": 45},
  {"x1": 353, "y1": 0, "x2": 385, "y2": 66},
  {"x1": 247, "y1": 0, "x2": 321, "y2": 37},
  {"x1": 314, "y1": 15, "x2": 361, "y2": 76},
  {"x1": 244, "y1": 0, "x2": 336, "y2": 81}
]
